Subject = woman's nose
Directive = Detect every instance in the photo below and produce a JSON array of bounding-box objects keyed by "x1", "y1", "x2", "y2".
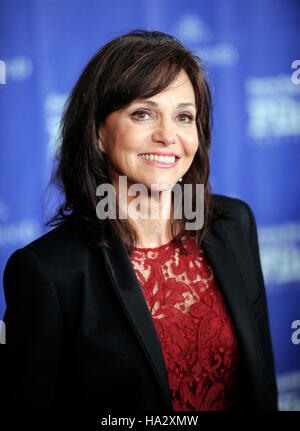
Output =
[{"x1": 152, "y1": 118, "x2": 176, "y2": 145}]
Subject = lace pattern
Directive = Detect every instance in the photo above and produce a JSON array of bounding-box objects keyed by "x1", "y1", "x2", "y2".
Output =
[{"x1": 129, "y1": 237, "x2": 239, "y2": 411}]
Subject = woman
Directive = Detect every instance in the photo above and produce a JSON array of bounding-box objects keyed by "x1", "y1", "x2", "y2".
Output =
[{"x1": 3, "y1": 29, "x2": 277, "y2": 412}]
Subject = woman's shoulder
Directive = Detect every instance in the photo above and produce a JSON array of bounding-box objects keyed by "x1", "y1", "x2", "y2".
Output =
[
  {"x1": 211, "y1": 193, "x2": 252, "y2": 215},
  {"x1": 26, "y1": 221, "x2": 86, "y2": 255},
  {"x1": 4, "y1": 221, "x2": 92, "y2": 281},
  {"x1": 210, "y1": 193, "x2": 257, "y2": 241}
]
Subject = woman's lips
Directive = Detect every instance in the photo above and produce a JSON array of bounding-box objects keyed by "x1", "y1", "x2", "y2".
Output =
[{"x1": 137, "y1": 154, "x2": 180, "y2": 168}]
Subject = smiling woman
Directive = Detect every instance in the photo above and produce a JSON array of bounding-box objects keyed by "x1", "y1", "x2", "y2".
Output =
[
  {"x1": 45, "y1": 30, "x2": 215, "y2": 254},
  {"x1": 97, "y1": 69, "x2": 200, "y2": 246},
  {"x1": 2, "y1": 29, "x2": 278, "y2": 413},
  {"x1": 98, "y1": 70, "x2": 198, "y2": 191}
]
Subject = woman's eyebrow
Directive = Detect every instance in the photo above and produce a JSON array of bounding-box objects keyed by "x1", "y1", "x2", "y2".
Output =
[{"x1": 134, "y1": 100, "x2": 196, "y2": 109}]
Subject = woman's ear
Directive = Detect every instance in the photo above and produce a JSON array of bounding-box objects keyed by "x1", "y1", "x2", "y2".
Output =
[
  {"x1": 97, "y1": 131, "x2": 105, "y2": 153},
  {"x1": 98, "y1": 139, "x2": 104, "y2": 153}
]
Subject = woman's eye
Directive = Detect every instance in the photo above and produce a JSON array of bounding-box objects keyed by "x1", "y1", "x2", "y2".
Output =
[
  {"x1": 131, "y1": 110, "x2": 150, "y2": 120},
  {"x1": 178, "y1": 113, "x2": 194, "y2": 123}
]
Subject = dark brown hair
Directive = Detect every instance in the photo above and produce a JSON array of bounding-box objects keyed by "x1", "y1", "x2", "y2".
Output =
[{"x1": 45, "y1": 29, "x2": 224, "y2": 254}]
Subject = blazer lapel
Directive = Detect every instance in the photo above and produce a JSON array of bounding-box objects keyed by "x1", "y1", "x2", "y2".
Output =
[
  {"x1": 100, "y1": 218, "x2": 261, "y2": 410},
  {"x1": 100, "y1": 222, "x2": 173, "y2": 411},
  {"x1": 202, "y1": 220, "x2": 262, "y2": 401}
]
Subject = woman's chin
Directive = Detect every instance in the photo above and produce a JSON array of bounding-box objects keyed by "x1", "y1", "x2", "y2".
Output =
[{"x1": 143, "y1": 182, "x2": 176, "y2": 193}]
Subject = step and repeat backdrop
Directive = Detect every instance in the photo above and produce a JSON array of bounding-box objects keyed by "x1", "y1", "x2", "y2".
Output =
[{"x1": 0, "y1": 0, "x2": 299, "y2": 410}]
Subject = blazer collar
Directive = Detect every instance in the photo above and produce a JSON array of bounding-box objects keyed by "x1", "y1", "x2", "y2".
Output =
[
  {"x1": 101, "y1": 220, "x2": 259, "y2": 410},
  {"x1": 202, "y1": 220, "x2": 263, "y2": 403},
  {"x1": 101, "y1": 222, "x2": 173, "y2": 411}
]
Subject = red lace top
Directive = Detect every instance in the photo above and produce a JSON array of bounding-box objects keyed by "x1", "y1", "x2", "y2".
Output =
[{"x1": 129, "y1": 237, "x2": 239, "y2": 411}]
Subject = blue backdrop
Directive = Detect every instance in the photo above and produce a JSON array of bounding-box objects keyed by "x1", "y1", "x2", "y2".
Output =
[{"x1": 1, "y1": 0, "x2": 299, "y2": 410}]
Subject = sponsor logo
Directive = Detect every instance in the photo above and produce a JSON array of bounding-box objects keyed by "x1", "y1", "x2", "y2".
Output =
[
  {"x1": 259, "y1": 221, "x2": 300, "y2": 286},
  {"x1": 44, "y1": 93, "x2": 68, "y2": 157},
  {"x1": 246, "y1": 74, "x2": 300, "y2": 141},
  {"x1": 4, "y1": 56, "x2": 33, "y2": 82},
  {"x1": 0, "y1": 218, "x2": 41, "y2": 246},
  {"x1": 277, "y1": 370, "x2": 300, "y2": 411},
  {"x1": 173, "y1": 13, "x2": 239, "y2": 67}
]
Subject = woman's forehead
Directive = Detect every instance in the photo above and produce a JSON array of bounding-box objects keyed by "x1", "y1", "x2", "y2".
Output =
[{"x1": 128, "y1": 71, "x2": 196, "y2": 105}]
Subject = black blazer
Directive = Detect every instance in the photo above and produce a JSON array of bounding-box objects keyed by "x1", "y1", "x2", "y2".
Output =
[{"x1": 2, "y1": 194, "x2": 278, "y2": 412}]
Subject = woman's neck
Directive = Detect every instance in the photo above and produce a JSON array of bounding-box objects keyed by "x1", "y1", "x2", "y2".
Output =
[
  {"x1": 114, "y1": 177, "x2": 175, "y2": 248},
  {"x1": 130, "y1": 217, "x2": 173, "y2": 248}
]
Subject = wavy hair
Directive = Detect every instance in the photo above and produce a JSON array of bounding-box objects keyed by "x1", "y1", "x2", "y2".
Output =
[{"x1": 46, "y1": 29, "x2": 225, "y2": 254}]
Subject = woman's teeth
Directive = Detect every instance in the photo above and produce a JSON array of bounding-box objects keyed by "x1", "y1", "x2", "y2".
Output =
[{"x1": 139, "y1": 154, "x2": 176, "y2": 163}]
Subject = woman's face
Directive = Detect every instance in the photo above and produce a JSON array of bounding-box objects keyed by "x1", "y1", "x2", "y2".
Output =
[{"x1": 98, "y1": 69, "x2": 199, "y2": 191}]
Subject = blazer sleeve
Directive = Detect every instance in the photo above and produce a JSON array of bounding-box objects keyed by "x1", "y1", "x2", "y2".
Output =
[
  {"x1": 2, "y1": 247, "x2": 64, "y2": 411},
  {"x1": 242, "y1": 200, "x2": 278, "y2": 410}
]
